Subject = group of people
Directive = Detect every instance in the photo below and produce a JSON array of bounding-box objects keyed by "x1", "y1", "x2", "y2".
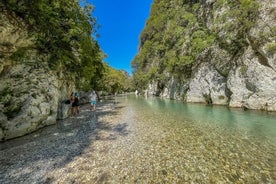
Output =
[{"x1": 69, "y1": 90, "x2": 98, "y2": 116}]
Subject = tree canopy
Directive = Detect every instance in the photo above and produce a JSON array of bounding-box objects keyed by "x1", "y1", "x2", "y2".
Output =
[{"x1": 2, "y1": 0, "x2": 105, "y2": 90}]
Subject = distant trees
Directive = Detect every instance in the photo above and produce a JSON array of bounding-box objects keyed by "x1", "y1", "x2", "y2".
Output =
[
  {"x1": 97, "y1": 63, "x2": 132, "y2": 94},
  {"x1": 2, "y1": 0, "x2": 134, "y2": 93}
]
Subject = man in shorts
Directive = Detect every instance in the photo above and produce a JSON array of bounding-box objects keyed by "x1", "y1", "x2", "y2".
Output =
[{"x1": 89, "y1": 90, "x2": 97, "y2": 111}]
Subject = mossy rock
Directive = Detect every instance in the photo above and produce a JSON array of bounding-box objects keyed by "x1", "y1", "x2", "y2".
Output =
[
  {"x1": 203, "y1": 93, "x2": 212, "y2": 105},
  {"x1": 210, "y1": 46, "x2": 233, "y2": 77},
  {"x1": 265, "y1": 42, "x2": 276, "y2": 56},
  {"x1": 3, "y1": 101, "x2": 23, "y2": 120}
]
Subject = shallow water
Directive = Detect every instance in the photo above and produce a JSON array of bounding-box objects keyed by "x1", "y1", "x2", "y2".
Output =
[
  {"x1": 1, "y1": 94, "x2": 275, "y2": 183},
  {"x1": 114, "y1": 94, "x2": 276, "y2": 183},
  {"x1": 133, "y1": 95, "x2": 276, "y2": 143}
]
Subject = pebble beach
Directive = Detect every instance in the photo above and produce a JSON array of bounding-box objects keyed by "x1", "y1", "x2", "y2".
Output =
[{"x1": 0, "y1": 98, "x2": 275, "y2": 183}]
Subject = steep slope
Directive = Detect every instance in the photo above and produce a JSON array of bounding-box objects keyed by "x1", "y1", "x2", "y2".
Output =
[
  {"x1": 132, "y1": 0, "x2": 276, "y2": 111},
  {"x1": 0, "y1": 1, "x2": 104, "y2": 140}
]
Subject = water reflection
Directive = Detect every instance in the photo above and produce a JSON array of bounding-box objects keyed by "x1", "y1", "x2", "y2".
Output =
[
  {"x1": 128, "y1": 94, "x2": 276, "y2": 142},
  {"x1": 120, "y1": 95, "x2": 275, "y2": 183}
]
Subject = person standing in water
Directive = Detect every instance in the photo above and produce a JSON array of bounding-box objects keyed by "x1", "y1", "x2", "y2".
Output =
[{"x1": 89, "y1": 90, "x2": 97, "y2": 111}]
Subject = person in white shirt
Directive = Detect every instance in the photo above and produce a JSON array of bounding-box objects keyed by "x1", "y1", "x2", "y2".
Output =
[{"x1": 89, "y1": 90, "x2": 97, "y2": 111}]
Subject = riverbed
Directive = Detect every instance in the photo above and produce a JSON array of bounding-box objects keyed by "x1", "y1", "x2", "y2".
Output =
[{"x1": 0, "y1": 95, "x2": 275, "y2": 183}]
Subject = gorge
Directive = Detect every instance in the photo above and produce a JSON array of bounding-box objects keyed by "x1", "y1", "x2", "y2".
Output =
[
  {"x1": 132, "y1": 0, "x2": 276, "y2": 111},
  {"x1": 0, "y1": 0, "x2": 275, "y2": 141},
  {"x1": 0, "y1": 0, "x2": 130, "y2": 140}
]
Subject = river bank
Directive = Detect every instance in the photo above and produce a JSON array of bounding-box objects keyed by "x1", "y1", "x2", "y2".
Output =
[
  {"x1": 0, "y1": 96, "x2": 275, "y2": 183},
  {"x1": 0, "y1": 99, "x2": 125, "y2": 183}
]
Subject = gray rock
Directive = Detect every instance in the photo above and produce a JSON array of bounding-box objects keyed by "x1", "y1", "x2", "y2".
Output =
[
  {"x1": 186, "y1": 63, "x2": 228, "y2": 105},
  {"x1": 57, "y1": 102, "x2": 71, "y2": 120},
  {"x1": 161, "y1": 76, "x2": 182, "y2": 100},
  {"x1": 228, "y1": 46, "x2": 276, "y2": 111},
  {"x1": 144, "y1": 0, "x2": 276, "y2": 111},
  {"x1": 0, "y1": 8, "x2": 75, "y2": 140}
]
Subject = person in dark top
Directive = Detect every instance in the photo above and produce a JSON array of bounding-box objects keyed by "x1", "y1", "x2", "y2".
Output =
[
  {"x1": 72, "y1": 92, "x2": 80, "y2": 115},
  {"x1": 69, "y1": 92, "x2": 74, "y2": 116},
  {"x1": 70, "y1": 92, "x2": 74, "y2": 103}
]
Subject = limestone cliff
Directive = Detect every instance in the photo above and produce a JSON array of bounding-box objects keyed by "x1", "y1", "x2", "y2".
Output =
[
  {"x1": 0, "y1": 1, "x2": 103, "y2": 140},
  {"x1": 0, "y1": 11, "x2": 75, "y2": 140},
  {"x1": 133, "y1": 0, "x2": 276, "y2": 111}
]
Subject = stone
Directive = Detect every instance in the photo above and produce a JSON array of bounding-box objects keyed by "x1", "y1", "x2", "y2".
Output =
[
  {"x1": 0, "y1": 12, "x2": 75, "y2": 140},
  {"x1": 57, "y1": 102, "x2": 71, "y2": 120},
  {"x1": 228, "y1": 46, "x2": 276, "y2": 111},
  {"x1": 186, "y1": 63, "x2": 228, "y2": 105},
  {"x1": 144, "y1": 0, "x2": 276, "y2": 112},
  {"x1": 160, "y1": 76, "x2": 182, "y2": 100}
]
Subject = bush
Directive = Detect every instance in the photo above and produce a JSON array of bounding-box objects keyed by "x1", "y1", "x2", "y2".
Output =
[{"x1": 266, "y1": 42, "x2": 276, "y2": 55}]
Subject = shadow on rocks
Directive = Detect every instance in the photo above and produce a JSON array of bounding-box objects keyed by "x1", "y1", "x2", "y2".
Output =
[{"x1": 0, "y1": 101, "x2": 129, "y2": 184}]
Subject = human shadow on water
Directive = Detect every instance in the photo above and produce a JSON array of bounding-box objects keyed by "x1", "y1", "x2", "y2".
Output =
[{"x1": 0, "y1": 102, "x2": 130, "y2": 184}]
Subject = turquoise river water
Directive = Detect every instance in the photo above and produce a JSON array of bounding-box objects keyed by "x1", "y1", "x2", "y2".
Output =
[
  {"x1": 113, "y1": 94, "x2": 276, "y2": 183},
  {"x1": 0, "y1": 94, "x2": 275, "y2": 183}
]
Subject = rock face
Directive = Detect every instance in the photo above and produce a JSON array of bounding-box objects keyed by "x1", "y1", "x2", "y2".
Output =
[
  {"x1": 227, "y1": 47, "x2": 276, "y2": 111},
  {"x1": 143, "y1": 0, "x2": 276, "y2": 111},
  {"x1": 0, "y1": 12, "x2": 74, "y2": 140},
  {"x1": 186, "y1": 63, "x2": 229, "y2": 105}
]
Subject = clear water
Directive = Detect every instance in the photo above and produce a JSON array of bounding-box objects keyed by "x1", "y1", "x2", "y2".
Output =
[
  {"x1": 129, "y1": 95, "x2": 276, "y2": 141},
  {"x1": 1, "y1": 94, "x2": 275, "y2": 183},
  {"x1": 114, "y1": 94, "x2": 276, "y2": 183}
]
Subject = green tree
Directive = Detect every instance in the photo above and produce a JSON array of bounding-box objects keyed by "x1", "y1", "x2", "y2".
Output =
[
  {"x1": 98, "y1": 63, "x2": 131, "y2": 94},
  {"x1": 2, "y1": 0, "x2": 105, "y2": 91},
  {"x1": 131, "y1": 0, "x2": 259, "y2": 90}
]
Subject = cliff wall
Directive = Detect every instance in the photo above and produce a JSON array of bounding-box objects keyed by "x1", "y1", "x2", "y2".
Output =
[
  {"x1": 0, "y1": 11, "x2": 74, "y2": 140},
  {"x1": 133, "y1": 0, "x2": 276, "y2": 111}
]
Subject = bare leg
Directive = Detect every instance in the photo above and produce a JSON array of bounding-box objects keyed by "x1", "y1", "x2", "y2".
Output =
[
  {"x1": 71, "y1": 106, "x2": 76, "y2": 116},
  {"x1": 71, "y1": 107, "x2": 75, "y2": 116}
]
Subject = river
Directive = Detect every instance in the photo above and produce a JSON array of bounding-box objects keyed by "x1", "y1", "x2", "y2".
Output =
[
  {"x1": 112, "y1": 94, "x2": 276, "y2": 183},
  {"x1": 0, "y1": 94, "x2": 275, "y2": 183}
]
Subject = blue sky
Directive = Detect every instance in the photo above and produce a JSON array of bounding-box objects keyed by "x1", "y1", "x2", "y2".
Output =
[{"x1": 89, "y1": 0, "x2": 153, "y2": 74}]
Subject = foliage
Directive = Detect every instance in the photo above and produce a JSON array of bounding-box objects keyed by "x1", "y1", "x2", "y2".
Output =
[
  {"x1": 9, "y1": 47, "x2": 29, "y2": 62},
  {"x1": 132, "y1": 70, "x2": 151, "y2": 90},
  {"x1": 98, "y1": 63, "x2": 132, "y2": 94},
  {"x1": 214, "y1": 0, "x2": 259, "y2": 54},
  {"x1": 240, "y1": 65, "x2": 248, "y2": 76},
  {"x1": 265, "y1": 42, "x2": 276, "y2": 55},
  {"x1": 131, "y1": 0, "x2": 260, "y2": 90},
  {"x1": 2, "y1": 0, "x2": 106, "y2": 91}
]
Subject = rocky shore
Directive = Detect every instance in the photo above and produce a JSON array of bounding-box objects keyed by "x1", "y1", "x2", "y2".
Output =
[
  {"x1": 1, "y1": 97, "x2": 275, "y2": 183},
  {"x1": 0, "y1": 99, "x2": 127, "y2": 183}
]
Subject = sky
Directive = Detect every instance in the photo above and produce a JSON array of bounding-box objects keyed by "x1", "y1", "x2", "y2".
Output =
[{"x1": 89, "y1": 0, "x2": 153, "y2": 74}]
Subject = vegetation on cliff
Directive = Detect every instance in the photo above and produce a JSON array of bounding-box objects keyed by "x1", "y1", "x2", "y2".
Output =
[
  {"x1": 1, "y1": 0, "x2": 131, "y2": 92},
  {"x1": 131, "y1": 0, "x2": 260, "y2": 90},
  {"x1": 0, "y1": 0, "x2": 133, "y2": 140}
]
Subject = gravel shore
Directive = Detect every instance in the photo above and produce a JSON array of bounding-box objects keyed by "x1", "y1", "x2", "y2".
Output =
[
  {"x1": 0, "y1": 100, "x2": 133, "y2": 183},
  {"x1": 1, "y1": 97, "x2": 275, "y2": 183}
]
